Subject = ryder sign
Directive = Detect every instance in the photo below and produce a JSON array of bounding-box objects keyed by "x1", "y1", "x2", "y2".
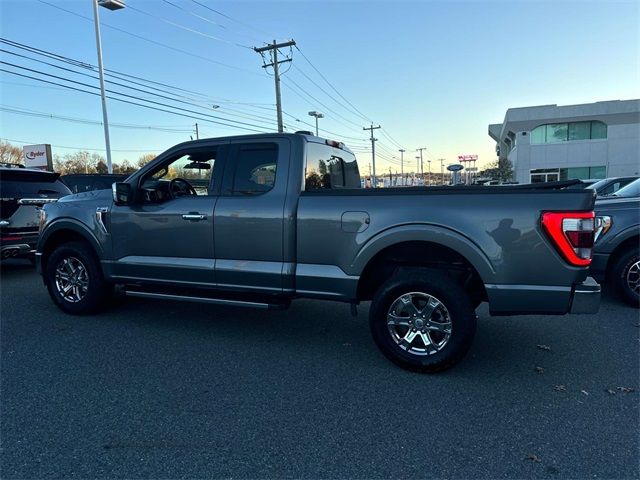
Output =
[{"x1": 23, "y1": 144, "x2": 53, "y2": 170}]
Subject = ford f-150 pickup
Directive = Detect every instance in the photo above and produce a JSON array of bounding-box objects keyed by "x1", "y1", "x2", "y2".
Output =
[{"x1": 36, "y1": 133, "x2": 601, "y2": 372}]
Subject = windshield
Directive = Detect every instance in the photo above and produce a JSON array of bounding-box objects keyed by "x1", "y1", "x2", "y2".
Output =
[
  {"x1": 612, "y1": 178, "x2": 640, "y2": 197},
  {"x1": 586, "y1": 179, "x2": 608, "y2": 191}
]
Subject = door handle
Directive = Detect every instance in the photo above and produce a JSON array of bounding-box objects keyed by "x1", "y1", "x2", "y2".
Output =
[{"x1": 182, "y1": 214, "x2": 207, "y2": 221}]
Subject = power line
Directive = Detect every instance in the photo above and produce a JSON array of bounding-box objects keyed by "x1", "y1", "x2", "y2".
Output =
[
  {"x1": 36, "y1": 0, "x2": 259, "y2": 76},
  {"x1": 283, "y1": 76, "x2": 363, "y2": 130},
  {"x1": 1, "y1": 137, "x2": 163, "y2": 153},
  {"x1": 0, "y1": 105, "x2": 195, "y2": 133},
  {"x1": 0, "y1": 47, "x2": 279, "y2": 128},
  {"x1": 0, "y1": 38, "x2": 276, "y2": 119},
  {"x1": 0, "y1": 60, "x2": 275, "y2": 131},
  {"x1": 295, "y1": 45, "x2": 372, "y2": 123},
  {"x1": 291, "y1": 64, "x2": 368, "y2": 125},
  {"x1": 0, "y1": 68, "x2": 270, "y2": 134},
  {"x1": 126, "y1": 3, "x2": 253, "y2": 49},
  {"x1": 190, "y1": 0, "x2": 277, "y2": 39}
]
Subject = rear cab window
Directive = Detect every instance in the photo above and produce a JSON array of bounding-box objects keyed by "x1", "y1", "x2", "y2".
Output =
[
  {"x1": 304, "y1": 141, "x2": 361, "y2": 190},
  {"x1": 228, "y1": 143, "x2": 278, "y2": 196}
]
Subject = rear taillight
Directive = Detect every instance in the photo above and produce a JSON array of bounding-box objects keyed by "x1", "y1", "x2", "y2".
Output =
[{"x1": 541, "y1": 211, "x2": 595, "y2": 266}]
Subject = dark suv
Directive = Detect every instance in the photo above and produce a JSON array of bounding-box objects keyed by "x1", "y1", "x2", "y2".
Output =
[
  {"x1": 61, "y1": 173, "x2": 128, "y2": 194},
  {"x1": 592, "y1": 179, "x2": 640, "y2": 307},
  {"x1": 0, "y1": 165, "x2": 71, "y2": 262}
]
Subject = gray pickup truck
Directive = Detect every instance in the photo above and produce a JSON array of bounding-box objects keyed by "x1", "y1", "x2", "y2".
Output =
[{"x1": 36, "y1": 133, "x2": 600, "y2": 372}]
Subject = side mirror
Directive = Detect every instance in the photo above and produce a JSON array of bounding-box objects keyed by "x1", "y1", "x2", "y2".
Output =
[{"x1": 112, "y1": 182, "x2": 133, "y2": 205}]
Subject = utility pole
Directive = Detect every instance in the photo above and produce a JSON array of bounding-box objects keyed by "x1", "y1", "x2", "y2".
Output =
[
  {"x1": 439, "y1": 159, "x2": 445, "y2": 185},
  {"x1": 416, "y1": 147, "x2": 426, "y2": 184},
  {"x1": 194, "y1": 122, "x2": 199, "y2": 140},
  {"x1": 399, "y1": 149, "x2": 405, "y2": 184},
  {"x1": 427, "y1": 160, "x2": 432, "y2": 186},
  {"x1": 363, "y1": 124, "x2": 381, "y2": 187},
  {"x1": 254, "y1": 39, "x2": 296, "y2": 133}
]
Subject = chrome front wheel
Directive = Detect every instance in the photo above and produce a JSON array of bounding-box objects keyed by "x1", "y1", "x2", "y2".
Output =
[{"x1": 54, "y1": 256, "x2": 89, "y2": 303}]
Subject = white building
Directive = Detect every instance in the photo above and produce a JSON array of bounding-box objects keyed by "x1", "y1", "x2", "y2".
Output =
[{"x1": 489, "y1": 100, "x2": 640, "y2": 184}]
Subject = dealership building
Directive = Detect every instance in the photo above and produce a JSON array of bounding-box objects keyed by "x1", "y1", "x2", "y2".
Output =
[{"x1": 488, "y1": 99, "x2": 640, "y2": 184}]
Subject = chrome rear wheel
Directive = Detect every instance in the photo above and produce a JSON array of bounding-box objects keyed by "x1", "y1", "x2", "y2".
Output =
[{"x1": 387, "y1": 292, "x2": 453, "y2": 356}]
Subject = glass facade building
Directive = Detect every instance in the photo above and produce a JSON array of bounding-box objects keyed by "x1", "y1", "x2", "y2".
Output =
[{"x1": 488, "y1": 100, "x2": 640, "y2": 184}]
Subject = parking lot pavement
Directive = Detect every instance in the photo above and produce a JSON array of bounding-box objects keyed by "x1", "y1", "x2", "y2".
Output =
[{"x1": 1, "y1": 260, "x2": 638, "y2": 479}]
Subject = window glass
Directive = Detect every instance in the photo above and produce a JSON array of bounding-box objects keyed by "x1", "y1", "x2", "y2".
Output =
[
  {"x1": 530, "y1": 174, "x2": 546, "y2": 183},
  {"x1": 144, "y1": 150, "x2": 217, "y2": 195},
  {"x1": 232, "y1": 144, "x2": 277, "y2": 195},
  {"x1": 566, "y1": 167, "x2": 590, "y2": 179},
  {"x1": 591, "y1": 121, "x2": 607, "y2": 139},
  {"x1": 568, "y1": 122, "x2": 590, "y2": 141},
  {"x1": 589, "y1": 166, "x2": 606, "y2": 178},
  {"x1": 546, "y1": 124, "x2": 568, "y2": 143},
  {"x1": 614, "y1": 179, "x2": 640, "y2": 197},
  {"x1": 305, "y1": 142, "x2": 361, "y2": 190},
  {"x1": 530, "y1": 126, "x2": 546, "y2": 144}
]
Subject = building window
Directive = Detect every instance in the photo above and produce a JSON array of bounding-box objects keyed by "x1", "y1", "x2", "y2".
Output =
[
  {"x1": 559, "y1": 165, "x2": 606, "y2": 180},
  {"x1": 530, "y1": 168, "x2": 559, "y2": 183},
  {"x1": 530, "y1": 121, "x2": 607, "y2": 144}
]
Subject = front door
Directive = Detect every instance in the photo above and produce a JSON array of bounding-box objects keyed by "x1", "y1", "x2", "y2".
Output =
[{"x1": 109, "y1": 143, "x2": 226, "y2": 287}]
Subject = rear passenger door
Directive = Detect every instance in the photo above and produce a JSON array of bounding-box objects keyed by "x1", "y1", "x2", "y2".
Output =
[{"x1": 213, "y1": 137, "x2": 291, "y2": 293}]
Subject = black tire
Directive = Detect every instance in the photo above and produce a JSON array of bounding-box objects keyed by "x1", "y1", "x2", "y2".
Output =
[
  {"x1": 369, "y1": 270, "x2": 477, "y2": 373},
  {"x1": 611, "y1": 249, "x2": 640, "y2": 308},
  {"x1": 45, "y1": 241, "x2": 111, "y2": 315}
]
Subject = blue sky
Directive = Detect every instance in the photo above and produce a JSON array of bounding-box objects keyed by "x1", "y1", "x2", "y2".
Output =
[{"x1": 0, "y1": 0, "x2": 638, "y2": 171}]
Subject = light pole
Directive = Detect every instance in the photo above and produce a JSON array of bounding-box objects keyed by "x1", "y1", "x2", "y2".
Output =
[
  {"x1": 427, "y1": 160, "x2": 431, "y2": 186},
  {"x1": 308, "y1": 111, "x2": 324, "y2": 136},
  {"x1": 92, "y1": 0, "x2": 125, "y2": 174},
  {"x1": 399, "y1": 149, "x2": 405, "y2": 184},
  {"x1": 439, "y1": 159, "x2": 445, "y2": 185}
]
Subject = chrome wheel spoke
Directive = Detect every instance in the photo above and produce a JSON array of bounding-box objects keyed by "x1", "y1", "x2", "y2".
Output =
[
  {"x1": 400, "y1": 329, "x2": 419, "y2": 349},
  {"x1": 387, "y1": 313, "x2": 412, "y2": 327},
  {"x1": 426, "y1": 321, "x2": 452, "y2": 334},
  {"x1": 419, "y1": 297, "x2": 440, "y2": 319}
]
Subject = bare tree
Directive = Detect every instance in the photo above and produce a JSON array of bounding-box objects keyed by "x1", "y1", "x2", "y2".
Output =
[
  {"x1": 0, "y1": 140, "x2": 23, "y2": 165},
  {"x1": 137, "y1": 153, "x2": 156, "y2": 169}
]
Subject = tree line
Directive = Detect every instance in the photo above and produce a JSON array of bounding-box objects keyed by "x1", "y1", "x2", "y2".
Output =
[{"x1": 0, "y1": 140, "x2": 156, "y2": 174}]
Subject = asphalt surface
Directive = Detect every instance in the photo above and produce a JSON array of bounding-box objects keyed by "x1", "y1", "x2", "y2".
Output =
[{"x1": 1, "y1": 259, "x2": 638, "y2": 479}]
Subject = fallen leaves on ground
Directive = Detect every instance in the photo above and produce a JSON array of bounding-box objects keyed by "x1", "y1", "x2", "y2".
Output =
[
  {"x1": 536, "y1": 344, "x2": 551, "y2": 351},
  {"x1": 605, "y1": 389, "x2": 617, "y2": 395},
  {"x1": 534, "y1": 366, "x2": 544, "y2": 374},
  {"x1": 525, "y1": 454, "x2": 541, "y2": 463},
  {"x1": 554, "y1": 384, "x2": 566, "y2": 391},
  {"x1": 581, "y1": 390, "x2": 589, "y2": 396},
  {"x1": 616, "y1": 386, "x2": 636, "y2": 393}
]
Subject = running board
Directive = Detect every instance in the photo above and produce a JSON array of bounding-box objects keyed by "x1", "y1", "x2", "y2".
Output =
[{"x1": 124, "y1": 290, "x2": 287, "y2": 310}]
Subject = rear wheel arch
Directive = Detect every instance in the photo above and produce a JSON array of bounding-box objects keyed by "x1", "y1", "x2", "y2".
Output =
[{"x1": 355, "y1": 239, "x2": 488, "y2": 304}]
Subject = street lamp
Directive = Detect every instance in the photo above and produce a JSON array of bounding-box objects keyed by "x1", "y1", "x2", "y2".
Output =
[
  {"x1": 93, "y1": 0, "x2": 125, "y2": 174},
  {"x1": 308, "y1": 111, "x2": 324, "y2": 136}
]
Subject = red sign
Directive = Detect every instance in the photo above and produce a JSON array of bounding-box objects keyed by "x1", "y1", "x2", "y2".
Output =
[{"x1": 457, "y1": 154, "x2": 478, "y2": 162}]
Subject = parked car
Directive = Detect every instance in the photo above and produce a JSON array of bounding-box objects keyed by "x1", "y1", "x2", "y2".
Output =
[
  {"x1": 1, "y1": 165, "x2": 71, "y2": 262},
  {"x1": 588, "y1": 176, "x2": 638, "y2": 197},
  {"x1": 61, "y1": 173, "x2": 129, "y2": 193},
  {"x1": 36, "y1": 133, "x2": 600, "y2": 372},
  {"x1": 592, "y1": 178, "x2": 640, "y2": 307}
]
